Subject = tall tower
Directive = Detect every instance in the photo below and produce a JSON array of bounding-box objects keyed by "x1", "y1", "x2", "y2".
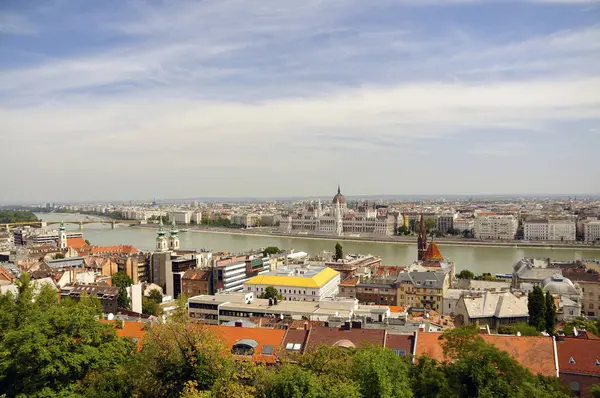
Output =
[
  {"x1": 156, "y1": 218, "x2": 168, "y2": 252},
  {"x1": 59, "y1": 221, "x2": 67, "y2": 250},
  {"x1": 417, "y1": 213, "x2": 427, "y2": 261},
  {"x1": 169, "y1": 219, "x2": 180, "y2": 251},
  {"x1": 334, "y1": 200, "x2": 343, "y2": 236}
]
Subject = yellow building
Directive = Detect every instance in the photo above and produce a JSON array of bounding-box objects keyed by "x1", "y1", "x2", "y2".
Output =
[{"x1": 244, "y1": 265, "x2": 340, "y2": 302}]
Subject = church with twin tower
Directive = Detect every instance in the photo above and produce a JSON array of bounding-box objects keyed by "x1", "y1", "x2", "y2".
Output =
[{"x1": 156, "y1": 218, "x2": 180, "y2": 252}]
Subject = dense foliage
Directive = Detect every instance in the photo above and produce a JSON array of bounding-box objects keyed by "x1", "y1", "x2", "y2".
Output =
[
  {"x1": 528, "y1": 286, "x2": 546, "y2": 331},
  {"x1": 497, "y1": 322, "x2": 541, "y2": 336},
  {"x1": 0, "y1": 209, "x2": 39, "y2": 224},
  {"x1": 456, "y1": 269, "x2": 475, "y2": 280},
  {"x1": 563, "y1": 318, "x2": 600, "y2": 336},
  {"x1": 0, "y1": 279, "x2": 571, "y2": 398},
  {"x1": 258, "y1": 286, "x2": 283, "y2": 301},
  {"x1": 112, "y1": 271, "x2": 133, "y2": 309},
  {"x1": 262, "y1": 246, "x2": 281, "y2": 256},
  {"x1": 335, "y1": 242, "x2": 343, "y2": 261}
]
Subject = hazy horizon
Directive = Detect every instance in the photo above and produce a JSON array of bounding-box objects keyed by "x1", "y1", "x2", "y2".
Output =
[{"x1": 2, "y1": 1, "x2": 600, "y2": 203}]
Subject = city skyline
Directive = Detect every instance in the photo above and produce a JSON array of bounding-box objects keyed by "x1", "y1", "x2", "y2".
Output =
[{"x1": 1, "y1": 1, "x2": 600, "y2": 202}]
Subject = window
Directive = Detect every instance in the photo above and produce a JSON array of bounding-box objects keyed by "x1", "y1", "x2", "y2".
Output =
[
  {"x1": 569, "y1": 356, "x2": 576, "y2": 364},
  {"x1": 569, "y1": 381, "x2": 580, "y2": 396}
]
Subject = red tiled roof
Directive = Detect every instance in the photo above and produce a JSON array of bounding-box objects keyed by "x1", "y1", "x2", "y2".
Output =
[
  {"x1": 67, "y1": 237, "x2": 88, "y2": 250},
  {"x1": 206, "y1": 325, "x2": 286, "y2": 364},
  {"x1": 557, "y1": 338, "x2": 600, "y2": 376},
  {"x1": 574, "y1": 331, "x2": 600, "y2": 340},
  {"x1": 423, "y1": 242, "x2": 444, "y2": 261},
  {"x1": 339, "y1": 277, "x2": 359, "y2": 287},
  {"x1": 305, "y1": 326, "x2": 385, "y2": 351},
  {"x1": 385, "y1": 334, "x2": 414, "y2": 354},
  {"x1": 182, "y1": 269, "x2": 210, "y2": 281},
  {"x1": 100, "y1": 320, "x2": 147, "y2": 349},
  {"x1": 89, "y1": 245, "x2": 139, "y2": 255},
  {"x1": 415, "y1": 332, "x2": 557, "y2": 377},
  {"x1": 281, "y1": 329, "x2": 310, "y2": 356},
  {"x1": 388, "y1": 306, "x2": 406, "y2": 313}
]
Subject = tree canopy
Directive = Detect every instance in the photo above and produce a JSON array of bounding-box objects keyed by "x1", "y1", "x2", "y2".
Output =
[
  {"x1": 0, "y1": 209, "x2": 39, "y2": 224},
  {"x1": 528, "y1": 286, "x2": 546, "y2": 331},
  {"x1": 258, "y1": 286, "x2": 283, "y2": 301},
  {"x1": 456, "y1": 270, "x2": 475, "y2": 280},
  {"x1": 263, "y1": 246, "x2": 281, "y2": 256},
  {"x1": 0, "y1": 278, "x2": 572, "y2": 398},
  {"x1": 335, "y1": 242, "x2": 343, "y2": 261}
]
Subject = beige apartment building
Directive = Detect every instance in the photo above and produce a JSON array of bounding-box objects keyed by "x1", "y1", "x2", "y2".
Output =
[{"x1": 580, "y1": 281, "x2": 600, "y2": 318}]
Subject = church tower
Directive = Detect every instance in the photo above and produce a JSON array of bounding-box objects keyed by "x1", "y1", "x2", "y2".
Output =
[
  {"x1": 169, "y1": 219, "x2": 180, "y2": 251},
  {"x1": 58, "y1": 221, "x2": 67, "y2": 250},
  {"x1": 156, "y1": 218, "x2": 168, "y2": 252},
  {"x1": 417, "y1": 213, "x2": 427, "y2": 261}
]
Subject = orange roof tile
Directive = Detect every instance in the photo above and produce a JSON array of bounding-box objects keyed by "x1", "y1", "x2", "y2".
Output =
[
  {"x1": 557, "y1": 338, "x2": 600, "y2": 376},
  {"x1": 67, "y1": 237, "x2": 88, "y2": 250},
  {"x1": 205, "y1": 325, "x2": 286, "y2": 364},
  {"x1": 388, "y1": 306, "x2": 405, "y2": 313},
  {"x1": 90, "y1": 245, "x2": 139, "y2": 255},
  {"x1": 423, "y1": 242, "x2": 444, "y2": 261},
  {"x1": 339, "y1": 277, "x2": 360, "y2": 287},
  {"x1": 415, "y1": 332, "x2": 557, "y2": 377},
  {"x1": 100, "y1": 320, "x2": 147, "y2": 349}
]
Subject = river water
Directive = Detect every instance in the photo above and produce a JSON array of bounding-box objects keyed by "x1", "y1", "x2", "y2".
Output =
[{"x1": 37, "y1": 213, "x2": 600, "y2": 275}]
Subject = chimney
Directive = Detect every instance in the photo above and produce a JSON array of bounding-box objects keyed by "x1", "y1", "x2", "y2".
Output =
[
  {"x1": 235, "y1": 321, "x2": 243, "y2": 328},
  {"x1": 304, "y1": 322, "x2": 309, "y2": 330},
  {"x1": 274, "y1": 297, "x2": 278, "y2": 305},
  {"x1": 269, "y1": 298, "x2": 273, "y2": 306}
]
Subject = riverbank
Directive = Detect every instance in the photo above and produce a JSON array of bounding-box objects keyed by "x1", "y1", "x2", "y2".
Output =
[{"x1": 131, "y1": 224, "x2": 600, "y2": 251}]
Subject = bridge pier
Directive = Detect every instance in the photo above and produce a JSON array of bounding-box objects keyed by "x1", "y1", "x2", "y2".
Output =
[
  {"x1": 111, "y1": 221, "x2": 115, "y2": 229},
  {"x1": 79, "y1": 222, "x2": 84, "y2": 231}
]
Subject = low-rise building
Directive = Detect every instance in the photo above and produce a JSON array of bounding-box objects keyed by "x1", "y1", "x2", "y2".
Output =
[
  {"x1": 325, "y1": 254, "x2": 381, "y2": 280},
  {"x1": 512, "y1": 258, "x2": 561, "y2": 288},
  {"x1": 212, "y1": 254, "x2": 270, "y2": 293},
  {"x1": 584, "y1": 220, "x2": 600, "y2": 243},
  {"x1": 453, "y1": 218, "x2": 474, "y2": 233},
  {"x1": 188, "y1": 292, "x2": 391, "y2": 325},
  {"x1": 474, "y1": 214, "x2": 518, "y2": 240},
  {"x1": 396, "y1": 267, "x2": 451, "y2": 312},
  {"x1": 355, "y1": 276, "x2": 398, "y2": 306},
  {"x1": 524, "y1": 219, "x2": 576, "y2": 242},
  {"x1": 580, "y1": 280, "x2": 600, "y2": 319},
  {"x1": 556, "y1": 337, "x2": 600, "y2": 397},
  {"x1": 60, "y1": 283, "x2": 119, "y2": 314},
  {"x1": 454, "y1": 291, "x2": 529, "y2": 329},
  {"x1": 181, "y1": 269, "x2": 211, "y2": 297},
  {"x1": 244, "y1": 265, "x2": 340, "y2": 302}
]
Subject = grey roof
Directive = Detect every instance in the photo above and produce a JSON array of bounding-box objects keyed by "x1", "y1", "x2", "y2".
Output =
[
  {"x1": 45, "y1": 257, "x2": 86, "y2": 269},
  {"x1": 460, "y1": 291, "x2": 528, "y2": 319},
  {"x1": 235, "y1": 339, "x2": 258, "y2": 348},
  {"x1": 397, "y1": 270, "x2": 447, "y2": 289},
  {"x1": 541, "y1": 274, "x2": 579, "y2": 296}
]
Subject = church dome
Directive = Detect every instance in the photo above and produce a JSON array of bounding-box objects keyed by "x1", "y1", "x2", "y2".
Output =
[
  {"x1": 332, "y1": 185, "x2": 346, "y2": 204},
  {"x1": 541, "y1": 274, "x2": 578, "y2": 296}
]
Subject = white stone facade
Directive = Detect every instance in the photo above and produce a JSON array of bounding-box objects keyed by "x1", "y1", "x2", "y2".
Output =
[
  {"x1": 453, "y1": 218, "x2": 474, "y2": 233},
  {"x1": 584, "y1": 221, "x2": 600, "y2": 243},
  {"x1": 474, "y1": 215, "x2": 518, "y2": 240},
  {"x1": 524, "y1": 220, "x2": 576, "y2": 241}
]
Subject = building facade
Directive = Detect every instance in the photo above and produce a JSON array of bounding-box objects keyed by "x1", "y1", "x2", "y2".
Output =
[
  {"x1": 396, "y1": 268, "x2": 450, "y2": 311},
  {"x1": 474, "y1": 215, "x2": 518, "y2": 240},
  {"x1": 212, "y1": 254, "x2": 271, "y2": 294},
  {"x1": 584, "y1": 221, "x2": 600, "y2": 243},
  {"x1": 453, "y1": 218, "x2": 474, "y2": 233},
  {"x1": 524, "y1": 219, "x2": 576, "y2": 241},
  {"x1": 279, "y1": 186, "x2": 396, "y2": 237},
  {"x1": 244, "y1": 265, "x2": 340, "y2": 302}
]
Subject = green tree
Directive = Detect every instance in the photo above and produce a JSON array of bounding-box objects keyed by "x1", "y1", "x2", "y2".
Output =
[
  {"x1": 335, "y1": 242, "x2": 343, "y2": 261},
  {"x1": 259, "y1": 286, "x2": 283, "y2": 301},
  {"x1": 112, "y1": 271, "x2": 133, "y2": 309},
  {"x1": 528, "y1": 286, "x2": 546, "y2": 331},
  {"x1": 545, "y1": 291, "x2": 557, "y2": 335},
  {"x1": 142, "y1": 296, "x2": 161, "y2": 316},
  {"x1": 0, "y1": 277, "x2": 134, "y2": 397},
  {"x1": 397, "y1": 225, "x2": 410, "y2": 235},
  {"x1": 148, "y1": 288, "x2": 163, "y2": 303},
  {"x1": 456, "y1": 269, "x2": 475, "y2": 280},
  {"x1": 263, "y1": 246, "x2": 281, "y2": 256},
  {"x1": 53, "y1": 252, "x2": 66, "y2": 259},
  {"x1": 85, "y1": 239, "x2": 91, "y2": 245},
  {"x1": 410, "y1": 356, "x2": 450, "y2": 398},
  {"x1": 408, "y1": 219, "x2": 417, "y2": 233},
  {"x1": 590, "y1": 383, "x2": 600, "y2": 398},
  {"x1": 262, "y1": 364, "x2": 324, "y2": 398},
  {"x1": 425, "y1": 219, "x2": 436, "y2": 233},
  {"x1": 350, "y1": 345, "x2": 413, "y2": 398},
  {"x1": 563, "y1": 318, "x2": 600, "y2": 336},
  {"x1": 0, "y1": 209, "x2": 39, "y2": 224},
  {"x1": 498, "y1": 322, "x2": 541, "y2": 336}
]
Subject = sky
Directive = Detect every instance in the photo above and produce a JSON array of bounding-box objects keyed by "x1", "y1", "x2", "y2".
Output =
[{"x1": 1, "y1": 0, "x2": 600, "y2": 203}]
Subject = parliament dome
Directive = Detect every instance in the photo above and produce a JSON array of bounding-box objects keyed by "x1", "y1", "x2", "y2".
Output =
[{"x1": 332, "y1": 185, "x2": 346, "y2": 204}]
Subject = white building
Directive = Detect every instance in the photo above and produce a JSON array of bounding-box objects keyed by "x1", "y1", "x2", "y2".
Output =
[
  {"x1": 171, "y1": 211, "x2": 191, "y2": 224},
  {"x1": 231, "y1": 213, "x2": 260, "y2": 227},
  {"x1": 474, "y1": 215, "x2": 518, "y2": 240},
  {"x1": 453, "y1": 218, "x2": 474, "y2": 233},
  {"x1": 584, "y1": 220, "x2": 600, "y2": 243},
  {"x1": 244, "y1": 265, "x2": 340, "y2": 302},
  {"x1": 279, "y1": 186, "x2": 396, "y2": 237},
  {"x1": 524, "y1": 219, "x2": 576, "y2": 241},
  {"x1": 191, "y1": 211, "x2": 202, "y2": 224}
]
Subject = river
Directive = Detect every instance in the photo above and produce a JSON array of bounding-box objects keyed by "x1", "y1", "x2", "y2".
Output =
[{"x1": 36, "y1": 213, "x2": 600, "y2": 275}]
